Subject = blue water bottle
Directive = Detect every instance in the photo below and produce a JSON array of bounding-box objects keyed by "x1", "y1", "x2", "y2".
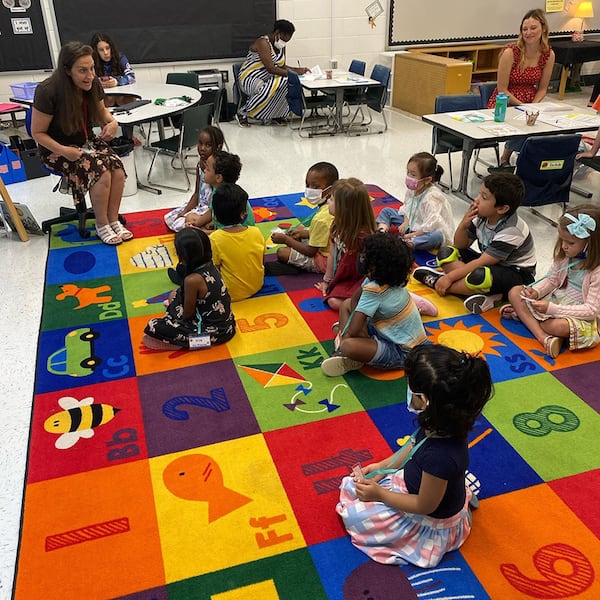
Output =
[{"x1": 494, "y1": 93, "x2": 508, "y2": 122}]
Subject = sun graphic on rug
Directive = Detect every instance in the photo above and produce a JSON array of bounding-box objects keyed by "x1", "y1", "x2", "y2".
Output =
[{"x1": 426, "y1": 320, "x2": 505, "y2": 357}]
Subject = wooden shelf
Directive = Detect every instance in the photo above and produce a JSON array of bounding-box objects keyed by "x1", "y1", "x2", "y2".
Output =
[{"x1": 392, "y1": 52, "x2": 473, "y2": 116}]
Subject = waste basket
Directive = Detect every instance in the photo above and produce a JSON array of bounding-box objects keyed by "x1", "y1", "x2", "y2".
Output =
[{"x1": 110, "y1": 137, "x2": 137, "y2": 197}]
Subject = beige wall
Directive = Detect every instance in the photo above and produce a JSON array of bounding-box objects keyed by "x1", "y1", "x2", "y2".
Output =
[{"x1": 0, "y1": 0, "x2": 387, "y2": 103}]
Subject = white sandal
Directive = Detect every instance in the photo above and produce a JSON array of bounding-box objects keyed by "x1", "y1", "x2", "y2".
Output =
[
  {"x1": 110, "y1": 221, "x2": 133, "y2": 241},
  {"x1": 96, "y1": 223, "x2": 121, "y2": 245}
]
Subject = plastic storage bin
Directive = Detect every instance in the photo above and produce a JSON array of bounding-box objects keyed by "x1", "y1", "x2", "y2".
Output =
[{"x1": 10, "y1": 82, "x2": 39, "y2": 101}]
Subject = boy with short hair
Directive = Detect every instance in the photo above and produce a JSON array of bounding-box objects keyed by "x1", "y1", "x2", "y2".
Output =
[
  {"x1": 185, "y1": 150, "x2": 255, "y2": 230},
  {"x1": 265, "y1": 161, "x2": 338, "y2": 276},
  {"x1": 413, "y1": 173, "x2": 536, "y2": 314},
  {"x1": 210, "y1": 182, "x2": 265, "y2": 301}
]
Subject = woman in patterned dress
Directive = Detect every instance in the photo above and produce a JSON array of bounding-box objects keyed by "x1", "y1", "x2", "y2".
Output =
[
  {"x1": 237, "y1": 20, "x2": 309, "y2": 126},
  {"x1": 487, "y1": 9, "x2": 556, "y2": 170}
]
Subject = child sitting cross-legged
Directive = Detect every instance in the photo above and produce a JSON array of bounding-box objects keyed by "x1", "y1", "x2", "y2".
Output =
[
  {"x1": 210, "y1": 182, "x2": 265, "y2": 301},
  {"x1": 321, "y1": 233, "x2": 428, "y2": 377},
  {"x1": 413, "y1": 173, "x2": 536, "y2": 314}
]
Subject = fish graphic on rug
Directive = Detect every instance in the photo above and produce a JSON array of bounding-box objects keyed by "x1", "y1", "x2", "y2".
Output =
[
  {"x1": 44, "y1": 396, "x2": 120, "y2": 449},
  {"x1": 163, "y1": 454, "x2": 252, "y2": 522}
]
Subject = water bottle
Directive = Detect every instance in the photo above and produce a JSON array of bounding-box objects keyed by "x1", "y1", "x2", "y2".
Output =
[{"x1": 494, "y1": 93, "x2": 508, "y2": 123}]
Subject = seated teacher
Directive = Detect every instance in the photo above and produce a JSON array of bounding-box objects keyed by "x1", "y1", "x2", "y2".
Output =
[
  {"x1": 90, "y1": 32, "x2": 136, "y2": 88},
  {"x1": 487, "y1": 9, "x2": 555, "y2": 171},
  {"x1": 237, "y1": 19, "x2": 309, "y2": 126},
  {"x1": 31, "y1": 41, "x2": 132, "y2": 246}
]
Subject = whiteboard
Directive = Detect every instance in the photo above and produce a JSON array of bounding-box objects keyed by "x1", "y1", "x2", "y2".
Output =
[{"x1": 388, "y1": 1, "x2": 600, "y2": 46}]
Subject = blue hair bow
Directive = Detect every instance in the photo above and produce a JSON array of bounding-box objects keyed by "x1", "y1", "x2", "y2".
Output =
[{"x1": 564, "y1": 213, "x2": 596, "y2": 239}]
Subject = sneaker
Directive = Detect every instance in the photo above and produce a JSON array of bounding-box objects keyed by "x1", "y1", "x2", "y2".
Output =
[
  {"x1": 413, "y1": 267, "x2": 443, "y2": 289},
  {"x1": 321, "y1": 356, "x2": 364, "y2": 377},
  {"x1": 409, "y1": 292, "x2": 438, "y2": 317},
  {"x1": 464, "y1": 293, "x2": 503, "y2": 314}
]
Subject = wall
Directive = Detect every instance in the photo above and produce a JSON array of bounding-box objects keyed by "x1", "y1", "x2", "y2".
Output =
[{"x1": 0, "y1": 0, "x2": 387, "y2": 104}]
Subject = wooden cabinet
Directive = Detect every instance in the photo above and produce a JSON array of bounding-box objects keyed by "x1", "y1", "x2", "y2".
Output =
[
  {"x1": 408, "y1": 44, "x2": 504, "y2": 82},
  {"x1": 392, "y1": 52, "x2": 472, "y2": 116}
]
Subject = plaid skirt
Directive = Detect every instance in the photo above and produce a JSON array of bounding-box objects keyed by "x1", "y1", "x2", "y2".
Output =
[
  {"x1": 336, "y1": 470, "x2": 473, "y2": 568},
  {"x1": 41, "y1": 137, "x2": 125, "y2": 206}
]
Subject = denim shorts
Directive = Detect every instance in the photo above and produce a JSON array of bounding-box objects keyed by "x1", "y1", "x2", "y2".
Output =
[{"x1": 367, "y1": 323, "x2": 411, "y2": 369}]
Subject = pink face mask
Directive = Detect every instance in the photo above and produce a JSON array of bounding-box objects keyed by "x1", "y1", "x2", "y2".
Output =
[{"x1": 405, "y1": 175, "x2": 422, "y2": 191}]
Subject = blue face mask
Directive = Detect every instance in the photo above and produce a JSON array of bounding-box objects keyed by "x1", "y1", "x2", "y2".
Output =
[{"x1": 406, "y1": 387, "x2": 427, "y2": 414}]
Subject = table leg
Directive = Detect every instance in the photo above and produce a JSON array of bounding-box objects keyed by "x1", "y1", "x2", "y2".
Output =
[
  {"x1": 335, "y1": 89, "x2": 344, "y2": 131},
  {"x1": 458, "y1": 141, "x2": 476, "y2": 200},
  {"x1": 0, "y1": 178, "x2": 29, "y2": 241},
  {"x1": 558, "y1": 65, "x2": 569, "y2": 101}
]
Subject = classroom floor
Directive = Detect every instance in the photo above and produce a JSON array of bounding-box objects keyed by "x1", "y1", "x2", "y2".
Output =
[{"x1": 1, "y1": 88, "x2": 599, "y2": 594}]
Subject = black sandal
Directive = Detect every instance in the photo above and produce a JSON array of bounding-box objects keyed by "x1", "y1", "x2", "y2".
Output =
[{"x1": 236, "y1": 113, "x2": 250, "y2": 127}]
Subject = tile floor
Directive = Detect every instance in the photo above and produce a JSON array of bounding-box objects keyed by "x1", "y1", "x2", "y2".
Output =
[{"x1": 0, "y1": 89, "x2": 598, "y2": 594}]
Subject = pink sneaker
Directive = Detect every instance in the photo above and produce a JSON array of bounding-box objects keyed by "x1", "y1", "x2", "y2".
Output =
[{"x1": 410, "y1": 292, "x2": 438, "y2": 317}]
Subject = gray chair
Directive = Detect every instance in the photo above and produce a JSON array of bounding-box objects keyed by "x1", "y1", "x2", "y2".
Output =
[
  {"x1": 165, "y1": 72, "x2": 200, "y2": 133},
  {"x1": 147, "y1": 103, "x2": 213, "y2": 192}
]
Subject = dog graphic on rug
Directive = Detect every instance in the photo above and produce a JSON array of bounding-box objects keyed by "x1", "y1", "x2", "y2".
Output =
[{"x1": 56, "y1": 284, "x2": 112, "y2": 310}]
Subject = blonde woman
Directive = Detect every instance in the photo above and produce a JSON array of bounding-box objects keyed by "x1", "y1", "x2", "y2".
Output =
[{"x1": 487, "y1": 9, "x2": 556, "y2": 170}]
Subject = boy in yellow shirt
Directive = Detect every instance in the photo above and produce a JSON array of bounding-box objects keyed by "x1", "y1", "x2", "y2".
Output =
[
  {"x1": 210, "y1": 183, "x2": 265, "y2": 302},
  {"x1": 266, "y1": 161, "x2": 338, "y2": 276}
]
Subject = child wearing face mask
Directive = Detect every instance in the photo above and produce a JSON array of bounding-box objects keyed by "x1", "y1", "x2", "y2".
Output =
[
  {"x1": 377, "y1": 152, "x2": 454, "y2": 251},
  {"x1": 336, "y1": 343, "x2": 493, "y2": 568},
  {"x1": 265, "y1": 162, "x2": 339, "y2": 276}
]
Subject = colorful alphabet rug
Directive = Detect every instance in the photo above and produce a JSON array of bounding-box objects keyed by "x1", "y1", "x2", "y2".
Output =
[{"x1": 14, "y1": 186, "x2": 600, "y2": 599}]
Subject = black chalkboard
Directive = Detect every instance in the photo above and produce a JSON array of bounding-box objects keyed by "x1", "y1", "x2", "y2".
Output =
[
  {"x1": 53, "y1": 0, "x2": 276, "y2": 64},
  {"x1": 0, "y1": 1, "x2": 52, "y2": 71}
]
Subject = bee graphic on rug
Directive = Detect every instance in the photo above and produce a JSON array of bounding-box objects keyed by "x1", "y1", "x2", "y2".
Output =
[
  {"x1": 44, "y1": 396, "x2": 120, "y2": 449},
  {"x1": 55, "y1": 283, "x2": 112, "y2": 310}
]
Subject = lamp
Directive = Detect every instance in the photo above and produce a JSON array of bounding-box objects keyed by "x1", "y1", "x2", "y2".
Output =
[{"x1": 572, "y1": 1, "x2": 595, "y2": 41}]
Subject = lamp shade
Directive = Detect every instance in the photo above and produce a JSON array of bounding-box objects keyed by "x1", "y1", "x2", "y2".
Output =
[{"x1": 575, "y1": 1, "x2": 595, "y2": 18}]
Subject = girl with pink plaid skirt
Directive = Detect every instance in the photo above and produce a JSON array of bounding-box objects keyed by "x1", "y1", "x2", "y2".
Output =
[{"x1": 336, "y1": 344, "x2": 492, "y2": 568}]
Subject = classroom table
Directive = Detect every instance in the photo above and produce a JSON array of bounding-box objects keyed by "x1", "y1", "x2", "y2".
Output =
[
  {"x1": 0, "y1": 102, "x2": 27, "y2": 128},
  {"x1": 551, "y1": 38, "x2": 600, "y2": 100},
  {"x1": 422, "y1": 105, "x2": 600, "y2": 198},
  {"x1": 299, "y1": 71, "x2": 381, "y2": 135}
]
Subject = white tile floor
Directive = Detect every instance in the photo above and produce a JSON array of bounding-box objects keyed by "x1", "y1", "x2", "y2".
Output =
[{"x1": 1, "y1": 90, "x2": 598, "y2": 595}]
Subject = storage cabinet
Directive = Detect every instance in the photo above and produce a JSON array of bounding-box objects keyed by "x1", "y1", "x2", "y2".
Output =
[
  {"x1": 408, "y1": 44, "x2": 504, "y2": 82},
  {"x1": 392, "y1": 52, "x2": 473, "y2": 116}
]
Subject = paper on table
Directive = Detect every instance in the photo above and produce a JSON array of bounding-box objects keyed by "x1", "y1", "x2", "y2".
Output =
[
  {"x1": 479, "y1": 123, "x2": 520, "y2": 135},
  {"x1": 300, "y1": 65, "x2": 324, "y2": 80},
  {"x1": 449, "y1": 111, "x2": 493, "y2": 122},
  {"x1": 552, "y1": 113, "x2": 600, "y2": 127},
  {"x1": 515, "y1": 102, "x2": 574, "y2": 113}
]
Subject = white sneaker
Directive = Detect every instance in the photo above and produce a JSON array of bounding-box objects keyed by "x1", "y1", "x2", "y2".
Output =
[
  {"x1": 321, "y1": 356, "x2": 364, "y2": 377},
  {"x1": 464, "y1": 293, "x2": 503, "y2": 314}
]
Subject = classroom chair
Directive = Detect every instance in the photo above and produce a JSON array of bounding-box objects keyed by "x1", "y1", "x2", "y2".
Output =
[
  {"x1": 147, "y1": 103, "x2": 213, "y2": 192},
  {"x1": 345, "y1": 63, "x2": 391, "y2": 135}
]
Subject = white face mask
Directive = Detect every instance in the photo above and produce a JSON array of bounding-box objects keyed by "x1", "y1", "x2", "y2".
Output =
[
  {"x1": 304, "y1": 187, "x2": 323, "y2": 204},
  {"x1": 274, "y1": 38, "x2": 287, "y2": 50},
  {"x1": 406, "y1": 387, "x2": 427, "y2": 414}
]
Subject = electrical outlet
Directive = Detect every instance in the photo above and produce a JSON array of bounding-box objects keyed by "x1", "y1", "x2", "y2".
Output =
[{"x1": 220, "y1": 70, "x2": 229, "y2": 83}]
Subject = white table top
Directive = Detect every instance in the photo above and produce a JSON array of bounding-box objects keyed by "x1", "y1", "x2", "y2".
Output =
[
  {"x1": 300, "y1": 71, "x2": 380, "y2": 91},
  {"x1": 422, "y1": 106, "x2": 600, "y2": 143},
  {"x1": 106, "y1": 82, "x2": 202, "y2": 125}
]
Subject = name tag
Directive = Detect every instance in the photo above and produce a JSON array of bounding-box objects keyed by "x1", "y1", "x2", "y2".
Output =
[{"x1": 189, "y1": 334, "x2": 211, "y2": 349}]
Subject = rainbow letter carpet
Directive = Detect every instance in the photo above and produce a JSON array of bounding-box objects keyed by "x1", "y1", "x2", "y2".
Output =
[{"x1": 14, "y1": 186, "x2": 600, "y2": 599}]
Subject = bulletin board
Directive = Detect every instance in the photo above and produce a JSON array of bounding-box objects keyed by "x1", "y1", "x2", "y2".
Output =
[
  {"x1": 0, "y1": 0, "x2": 52, "y2": 72},
  {"x1": 388, "y1": 1, "x2": 600, "y2": 46},
  {"x1": 52, "y1": 0, "x2": 276, "y2": 64}
]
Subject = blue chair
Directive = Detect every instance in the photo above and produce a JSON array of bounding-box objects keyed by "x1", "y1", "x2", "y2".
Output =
[
  {"x1": 232, "y1": 62, "x2": 249, "y2": 116},
  {"x1": 346, "y1": 63, "x2": 391, "y2": 134},
  {"x1": 287, "y1": 70, "x2": 336, "y2": 137},
  {"x1": 515, "y1": 134, "x2": 581, "y2": 218},
  {"x1": 478, "y1": 82, "x2": 497, "y2": 109},
  {"x1": 349, "y1": 59, "x2": 366, "y2": 76},
  {"x1": 432, "y1": 94, "x2": 500, "y2": 190}
]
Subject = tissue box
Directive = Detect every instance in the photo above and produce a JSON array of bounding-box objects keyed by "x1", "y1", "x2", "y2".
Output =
[{"x1": 9, "y1": 82, "x2": 39, "y2": 101}]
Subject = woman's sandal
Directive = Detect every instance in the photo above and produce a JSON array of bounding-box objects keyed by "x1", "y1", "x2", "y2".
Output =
[
  {"x1": 236, "y1": 113, "x2": 250, "y2": 127},
  {"x1": 110, "y1": 221, "x2": 133, "y2": 241},
  {"x1": 96, "y1": 223, "x2": 121, "y2": 245},
  {"x1": 500, "y1": 304, "x2": 520, "y2": 321},
  {"x1": 543, "y1": 335, "x2": 562, "y2": 359}
]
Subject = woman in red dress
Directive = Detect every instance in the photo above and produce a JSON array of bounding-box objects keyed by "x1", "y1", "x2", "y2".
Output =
[{"x1": 487, "y1": 9, "x2": 556, "y2": 169}]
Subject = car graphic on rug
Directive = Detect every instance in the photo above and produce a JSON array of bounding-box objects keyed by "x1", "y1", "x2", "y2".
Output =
[{"x1": 47, "y1": 328, "x2": 102, "y2": 377}]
